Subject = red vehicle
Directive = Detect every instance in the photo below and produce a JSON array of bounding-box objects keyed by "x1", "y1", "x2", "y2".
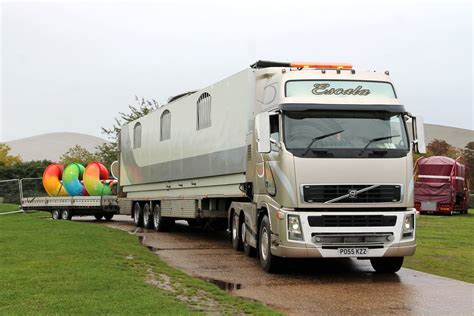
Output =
[{"x1": 414, "y1": 156, "x2": 471, "y2": 215}]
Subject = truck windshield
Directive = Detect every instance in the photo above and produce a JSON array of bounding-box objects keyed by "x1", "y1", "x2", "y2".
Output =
[{"x1": 283, "y1": 110, "x2": 409, "y2": 158}]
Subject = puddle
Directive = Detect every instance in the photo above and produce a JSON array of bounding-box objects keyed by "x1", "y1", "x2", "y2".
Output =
[
  {"x1": 201, "y1": 278, "x2": 242, "y2": 292},
  {"x1": 137, "y1": 235, "x2": 242, "y2": 292},
  {"x1": 128, "y1": 227, "x2": 142, "y2": 235},
  {"x1": 138, "y1": 236, "x2": 161, "y2": 252}
]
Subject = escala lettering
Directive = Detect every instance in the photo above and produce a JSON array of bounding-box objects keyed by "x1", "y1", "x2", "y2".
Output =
[{"x1": 311, "y1": 84, "x2": 370, "y2": 96}]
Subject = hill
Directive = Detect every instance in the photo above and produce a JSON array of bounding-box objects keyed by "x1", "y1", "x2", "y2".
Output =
[
  {"x1": 423, "y1": 123, "x2": 473, "y2": 149},
  {"x1": 4, "y1": 132, "x2": 108, "y2": 162}
]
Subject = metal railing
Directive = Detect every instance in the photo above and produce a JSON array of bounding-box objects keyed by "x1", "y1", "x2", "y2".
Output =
[{"x1": 0, "y1": 179, "x2": 22, "y2": 214}]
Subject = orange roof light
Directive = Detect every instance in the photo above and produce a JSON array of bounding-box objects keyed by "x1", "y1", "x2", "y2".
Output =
[{"x1": 290, "y1": 62, "x2": 352, "y2": 69}]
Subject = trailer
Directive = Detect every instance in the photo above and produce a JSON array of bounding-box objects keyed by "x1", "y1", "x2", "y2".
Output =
[
  {"x1": 116, "y1": 60, "x2": 426, "y2": 273},
  {"x1": 19, "y1": 176, "x2": 119, "y2": 220},
  {"x1": 414, "y1": 156, "x2": 471, "y2": 215}
]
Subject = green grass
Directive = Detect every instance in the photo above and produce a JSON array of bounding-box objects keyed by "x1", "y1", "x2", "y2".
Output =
[
  {"x1": 0, "y1": 203, "x2": 20, "y2": 213},
  {"x1": 404, "y1": 209, "x2": 474, "y2": 283},
  {"x1": 0, "y1": 204, "x2": 277, "y2": 315}
]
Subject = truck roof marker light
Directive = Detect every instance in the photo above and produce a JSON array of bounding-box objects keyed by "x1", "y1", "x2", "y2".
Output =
[{"x1": 290, "y1": 62, "x2": 352, "y2": 69}]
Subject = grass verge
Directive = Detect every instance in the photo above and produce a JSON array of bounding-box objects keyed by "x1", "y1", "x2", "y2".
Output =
[
  {"x1": 0, "y1": 203, "x2": 20, "y2": 214},
  {"x1": 0, "y1": 204, "x2": 277, "y2": 315},
  {"x1": 404, "y1": 209, "x2": 473, "y2": 283}
]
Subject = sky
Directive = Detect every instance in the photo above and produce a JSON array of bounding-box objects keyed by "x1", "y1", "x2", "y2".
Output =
[{"x1": 0, "y1": 0, "x2": 472, "y2": 141}]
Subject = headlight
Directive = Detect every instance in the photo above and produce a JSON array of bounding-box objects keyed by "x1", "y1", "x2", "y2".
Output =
[
  {"x1": 403, "y1": 214, "x2": 414, "y2": 232},
  {"x1": 288, "y1": 215, "x2": 303, "y2": 241}
]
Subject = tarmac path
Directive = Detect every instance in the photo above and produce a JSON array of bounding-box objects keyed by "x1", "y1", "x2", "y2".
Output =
[{"x1": 83, "y1": 215, "x2": 473, "y2": 315}]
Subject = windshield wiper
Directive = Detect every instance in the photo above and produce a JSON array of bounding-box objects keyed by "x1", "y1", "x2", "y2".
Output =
[
  {"x1": 302, "y1": 130, "x2": 344, "y2": 156},
  {"x1": 358, "y1": 135, "x2": 400, "y2": 156}
]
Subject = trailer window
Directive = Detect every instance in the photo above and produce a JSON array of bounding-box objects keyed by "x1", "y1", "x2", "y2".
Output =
[
  {"x1": 133, "y1": 122, "x2": 142, "y2": 149},
  {"x1": 160, "y1": 110, "x2": 171, "y2": 141},
  {"x1": 197, "y1": 92, "x2": 211, "y2": 130}
]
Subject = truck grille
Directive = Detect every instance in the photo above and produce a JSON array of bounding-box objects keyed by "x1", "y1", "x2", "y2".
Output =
[
  {"x1": 308, "y1": 215, "x2": 397, "y2": 227},
  {"x1": 302, "y1": 184, "x2": 401, "y2": 203}
]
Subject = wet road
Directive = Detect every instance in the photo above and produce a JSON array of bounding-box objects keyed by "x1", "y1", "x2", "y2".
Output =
[{"x1": 86, "y1": 215, "x2": 473, "y2": 315}]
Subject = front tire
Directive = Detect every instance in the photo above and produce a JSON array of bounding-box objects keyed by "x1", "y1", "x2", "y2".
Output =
[
  {"x1": 370, "y1": 257, "x2": 404, "y2": 273},
  {"x1": 52, "y1": 210, "x2": 61, "y2": 220},
  {"x1": 258, "y1": 215, "x2": 280, "y2": 272},
  {"x1": 143, "y1": 204, "x2": 152, "y2": 229},
  {"x1": 94, "y1": 214, "x2": 103, "y2": 220},
  {"x1": 61, "y1": 209, "x2": 72, "y2": 220},
  {"x1": 104, "y1": 213, "x2": 114, "y2": 221},
  {"x1": 133, "y1": 202, "x2": 143, "y2": 227}
]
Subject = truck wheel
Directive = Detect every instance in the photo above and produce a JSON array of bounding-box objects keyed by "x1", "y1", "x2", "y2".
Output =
[
  {"x1": 61, "y1": 209, "x2": 72, "y2": 220},
  {"x1": 231, "y1": 213, "x2": 243, "y2": 251},
  {"x1": 242, "y1": 219, "x2": 256, "y2": 257},
  {"x1": 52, "y1": 210, "x2": 61, "y2": 220},
  {"x1": 94, "y1": 214, "x2": 103, "y2": 220},
  {"x1": 153, "y1": 204, "x2": 170, "y2": 232},
  {"x1": 104, "y1": 213, "x2": 114, "y2": 221},
  {"x1": 370, "y1": 257, "x2": 404, "y2": 273},
  {"x1": 133, "y1": 202, "x2": 143, "y2": 227},
  {"x1": 143, "y1": 204, "x2": 152, "y2": 229},
  {"x1": 258, "y1": 215, "x2": 280, "y2": 272}
]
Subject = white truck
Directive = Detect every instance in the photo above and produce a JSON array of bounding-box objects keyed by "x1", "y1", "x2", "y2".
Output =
[{"x1": 119, "y1": 61, "x2": 425, "y2": 272}]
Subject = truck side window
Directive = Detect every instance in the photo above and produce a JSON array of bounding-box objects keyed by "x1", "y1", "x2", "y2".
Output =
[
  {"x1": 270, "y1": 114, "x2": 279, "y2": 151},
  {"x1": 133, "y1": 122, "x2": 142, "y2": 149}
]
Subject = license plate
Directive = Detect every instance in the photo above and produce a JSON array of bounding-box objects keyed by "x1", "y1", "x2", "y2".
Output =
[
  {"x1": 337, "y1": 248, "x2": 369, "y2": 257},
  {"x1": 421, "y1": 201, "x2": 437, "y2": 211}
]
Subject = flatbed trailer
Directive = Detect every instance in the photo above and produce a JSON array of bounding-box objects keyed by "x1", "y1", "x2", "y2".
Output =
[{"x1": 20, "y1": 196, "x2": 119, "y2": 220}]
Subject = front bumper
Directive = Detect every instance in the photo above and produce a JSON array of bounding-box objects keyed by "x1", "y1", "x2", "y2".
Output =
[{"x1": 270, "y1": 209, "x2": 417, "y2": 258}]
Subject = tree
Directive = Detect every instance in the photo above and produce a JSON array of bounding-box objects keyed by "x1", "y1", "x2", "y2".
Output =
[
  {"x1": 0, "y1": 143, "x2": 22, "y2": 166},
  {"x1": 60, "y1": 145, "x2": 97, "y2": 167},
  {"x1": 426, "y1": 139, "x2": 459, "y2": 158},
  {"x1": 461, "y1": 141, "x2": 474, "y2": 187},
  {"x1": 99, "y1": 96, "x2": 159, "y2": 164},
  {"x1": 94, "y1": 142, "x2": 117, "y2": 170}
]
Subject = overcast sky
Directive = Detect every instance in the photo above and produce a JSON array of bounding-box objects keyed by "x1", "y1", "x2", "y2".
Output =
[{"x1": 1, "y1": 0, "x2": 472, "y2": 141}]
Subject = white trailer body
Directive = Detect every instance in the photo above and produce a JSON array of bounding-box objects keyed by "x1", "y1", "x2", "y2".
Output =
[
  {"x1": 119, "y1": 61, "x2": 426, "y2": 272},
  {"x1": 119, "y1": 69, "x2": 255, "y2": 201}
]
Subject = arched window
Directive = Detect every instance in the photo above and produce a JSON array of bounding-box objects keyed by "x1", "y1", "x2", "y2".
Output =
[
  {"x1": 160, "y1": 110, "x2": 171, "y2": 141},
  {"x1": 196, "y1": 92, "x2": 211, "y2": 130},
  {"x1": 133, "y1": 122, "x2": 142, "y2": 149}
]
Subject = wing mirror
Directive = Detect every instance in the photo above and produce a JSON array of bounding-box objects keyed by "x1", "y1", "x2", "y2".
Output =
[
  {"x1": 255, "y1": 112, "x2": 271, "y2": 153},
  {"x1": 411, "y1": 115, "x2": 426, "y2": 154}
]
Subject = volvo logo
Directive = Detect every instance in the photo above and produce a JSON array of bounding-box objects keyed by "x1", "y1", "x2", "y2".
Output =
[{"x1": 348, "y1": 189, "x2": 358, "y2": 199}]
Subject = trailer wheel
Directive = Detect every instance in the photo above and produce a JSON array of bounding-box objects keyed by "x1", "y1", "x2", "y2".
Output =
[
  {"x1": 258, "y1": 215, "x2": 280, "y2": 272},
  {"x1": 61, "y1": 209, "x2": 72, "y2": 220},
  {"x1": 52, "y1": 210, "x2": 61, "y2": 220},
  {"x1": 133, "y1": 202, "x2": 143, "y2": 227},
  {"x1": 94, "y1": 214, "x2": 103, "y2": 220},
  {"x1": 242, "y1": 218, "x2": 256, "y2": 257},
  {"x1": 231, "y1": 212, "x2": 243, "y2": 251},
  {"x1": 370, "y1": 257, "x2": 404, "y2": 273},
  {"x1": 143, "y1": 204, "x2": 152, "y2": 229},
  {"x1": 104, "y1": 213, "x2": 114, "y2": 221},
  {"x1": 153, "y1": 204, "x2": 170, "y2": 232}
]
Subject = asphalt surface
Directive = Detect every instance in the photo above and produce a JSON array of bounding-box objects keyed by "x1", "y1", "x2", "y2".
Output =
[{"x1": 84, "y1": 215, "x2": 473, "y2": 315}]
